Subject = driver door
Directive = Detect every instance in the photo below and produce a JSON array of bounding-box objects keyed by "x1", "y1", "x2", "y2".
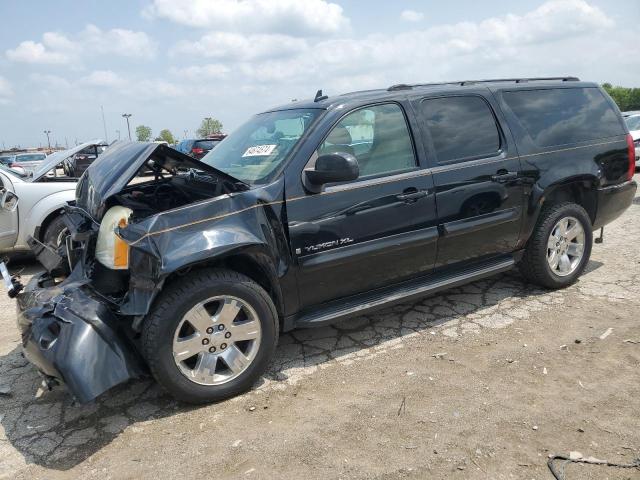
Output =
[{"x1": 0, "y1": 171, "x2": 19, "y2": 249}]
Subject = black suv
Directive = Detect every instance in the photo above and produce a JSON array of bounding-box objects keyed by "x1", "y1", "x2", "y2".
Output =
[{"x1": 9, "y1": 77, "x2": 636, "y2": 404}]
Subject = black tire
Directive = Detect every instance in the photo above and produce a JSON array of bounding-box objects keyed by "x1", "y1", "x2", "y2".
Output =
[
  {"x1": 141, "y1": 268, "x2": 279, "y2": 404},
  {"x1": 519, "y1": 202, "x2": 593, "y2": 289},
  {"x1": 42, "y1": 214, "x2": 69, "y2": 249}
]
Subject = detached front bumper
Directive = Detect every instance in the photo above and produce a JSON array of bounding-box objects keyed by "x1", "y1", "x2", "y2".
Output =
[{"x1": 16, "y1": 274, "x2": 145, "y2": 403}]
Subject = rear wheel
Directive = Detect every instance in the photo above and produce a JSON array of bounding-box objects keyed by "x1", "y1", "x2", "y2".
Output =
[
  {"x1": 141, "y1": 269, "x2": 278, "y2": 404},
  {"x1": 520, "y1": 202, "x2": 592, "y2": 289}
]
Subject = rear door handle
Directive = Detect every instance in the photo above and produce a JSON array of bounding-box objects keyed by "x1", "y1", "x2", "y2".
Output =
[
  {"x1": 491, "y1": 171, "x2": 518, "y2": 183},
  {"x1": 397, "y1": 190, "x2": 428, "y2": 202}
]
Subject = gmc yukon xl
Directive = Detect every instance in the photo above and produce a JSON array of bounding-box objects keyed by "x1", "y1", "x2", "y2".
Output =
[{"x1": 6, "y1": 77, "x2": 636, "y2": 404}]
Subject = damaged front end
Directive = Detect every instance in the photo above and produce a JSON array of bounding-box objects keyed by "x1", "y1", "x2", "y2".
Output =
[{"x1": 15, "y1": 141, "x2": 259, "y2": 402}]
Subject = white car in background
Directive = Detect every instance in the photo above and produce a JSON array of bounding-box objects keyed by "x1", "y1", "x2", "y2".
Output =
[
  {"x1": 0, "y1": 141, "x2": 104, "y2": 253},
  {"x1": 623, "y1": 112, "x2": 640, "y2": 166}
]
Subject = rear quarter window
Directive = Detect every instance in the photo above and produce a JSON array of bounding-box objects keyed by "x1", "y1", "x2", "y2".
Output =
[{"x1": 502, "y1": 87, "x2": 623, "y2": 148}]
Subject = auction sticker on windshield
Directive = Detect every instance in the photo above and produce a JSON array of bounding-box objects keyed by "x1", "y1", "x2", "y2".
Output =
[{"x1": 242, "y1": 145, "x2": 277, "y2": 157}]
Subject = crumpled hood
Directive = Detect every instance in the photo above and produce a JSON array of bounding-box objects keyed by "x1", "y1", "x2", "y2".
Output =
[{"x1": 76, "y1": 141, "x2": 243, "y2": 220}]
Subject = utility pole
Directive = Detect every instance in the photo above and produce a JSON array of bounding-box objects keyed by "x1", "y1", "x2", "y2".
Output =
[
  {"x1": 184, "y1": 129, "x2": 188, "y2": 139},
  {"x1": 116, "y1": 129, "x2": 121, "y2": 140},
  {"x1": 122, "y1": 113, "x2": 132, "y2": 140},
  {"x1": 101, "y1": 105, "x2": 109, "y2": 143},
  {"x1": 43, "y1": 130, "x2": 52, "y2": 153}
]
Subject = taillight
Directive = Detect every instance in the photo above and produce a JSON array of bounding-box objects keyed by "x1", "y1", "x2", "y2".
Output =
[
  {"x1": 191, "y1": 147, "x2": 204, "y2": 155},
  {"x1": 626, "y1": 134, "x2": 636, "y2": 180}
]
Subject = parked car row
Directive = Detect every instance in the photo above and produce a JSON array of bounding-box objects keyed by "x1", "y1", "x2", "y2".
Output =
[
  {"x1": 0, "y1": 141, "x2": 107, "y2": 254},
  {"x1": 2, "y1": 77, "x2": 636, "y2": 407},
  {"x1": 0, "y1": 152, "x2": 47, "y2": 175}
]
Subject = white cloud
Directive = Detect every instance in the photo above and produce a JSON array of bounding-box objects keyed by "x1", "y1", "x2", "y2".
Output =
[
  {"x1": 80, "y1": 25, "x2": 156, "y2": 59},
  {"x1": 144, "y1": 0, "x2": 349, "y2": 36},
  {"x1": 171, "y1": 32, "x2": 308, "y2": 61},
  {"x1": 6, "y1": 25, "x2": 156, "y2": 65},
  {"x1": 170, "y1": 64, "x2": 230, "y2": 80},
  {"x1": 401, "y1": 10, "x2": 424, "y2": 22},
  {"x1": 177, "y1": 0, "x2": 615, "y2": 88},
  {"x1": 79, "y1": 70, "x2": 126, "y2": 88}
]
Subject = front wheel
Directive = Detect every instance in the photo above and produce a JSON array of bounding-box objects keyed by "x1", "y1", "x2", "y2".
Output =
[
  {"x1": 519, "y1": 202, "x2": 593, "y2": 289},
  {"x1": 141, "y1": 269, "x2": 278, "y2": 404},
  {"x1": 42, "y1": 214, "x2": 69, "y2": 249}
]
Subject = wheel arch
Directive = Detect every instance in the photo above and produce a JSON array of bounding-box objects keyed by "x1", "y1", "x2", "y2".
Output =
[
  {"x1": 162, "y1": 245, "x2": 285, "y2": 322},
  {"x1": 523, "y1": 176, "x2": 598, "y2": 242}
]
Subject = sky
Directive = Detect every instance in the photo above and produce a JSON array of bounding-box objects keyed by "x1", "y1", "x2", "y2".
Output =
[{"x1": 0, "y1": 0, "x2": 638, "y2": 148}]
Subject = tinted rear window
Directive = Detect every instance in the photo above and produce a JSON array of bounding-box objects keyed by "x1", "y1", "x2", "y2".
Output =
[
  {"x1": 16, "y1": 154, "x2": 46, "y2": 162},
  {"x1": 194, "y1": 140, "x2": 220, "y2": 150},
  {"x1": 502, "y1": 87, "x2": 623, "y2": 147},
  {"x1": 421, "y1": 96, "x2": 501, "y2": 164}
]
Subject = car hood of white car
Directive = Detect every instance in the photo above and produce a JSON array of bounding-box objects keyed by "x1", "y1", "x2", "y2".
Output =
[{"x1": 29, "y1": 139, "x2": 105, "y2": 181}]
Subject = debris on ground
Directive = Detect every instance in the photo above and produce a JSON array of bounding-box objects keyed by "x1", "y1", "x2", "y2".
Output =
[
  {"x1": 548, "y1": 452, "x2": 640, "y2": 480},
  {"x1": 431, "y1": 352, "x2": 447, "y2": 359},
  {"x1": 0, "y1": 385, "x2": 11, "y2": 396},
  {"x1": 599, "y1": 328, "x2": 613, "y2": 340}
]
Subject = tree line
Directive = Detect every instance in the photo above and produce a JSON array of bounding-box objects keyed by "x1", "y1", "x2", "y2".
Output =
[
  {"x1": 134, "y1": 117, "x2": 224, "y2": 143},
  {"x1": 602, "y1": 84, "x2": 640, "y2": 111}
]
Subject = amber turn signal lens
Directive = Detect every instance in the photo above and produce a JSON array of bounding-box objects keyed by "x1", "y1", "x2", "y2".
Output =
[{"x1": 113, "y1": 218, "x2": 129, "y2": 269}]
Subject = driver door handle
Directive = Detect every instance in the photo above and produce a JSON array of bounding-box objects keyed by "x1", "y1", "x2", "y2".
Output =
[
  {"x1": 491, "y1": 171, "x2": 518, "y2": 183},
  {"x1": 397, "y1": 190, "x2": 428, "y2": 202}
]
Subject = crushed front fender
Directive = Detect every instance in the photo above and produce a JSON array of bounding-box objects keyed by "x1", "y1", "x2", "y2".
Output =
[{"x1": 17, "y1": 275, "x2": 145, "y2": 403}]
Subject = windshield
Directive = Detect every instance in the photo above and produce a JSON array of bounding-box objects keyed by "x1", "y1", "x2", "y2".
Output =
[
  {"x1": 201, "y1": 108, "x2": 322, "y2": 184},
  {"x1": 625, "y1": 115, "x2": 640, "y2": 131}
]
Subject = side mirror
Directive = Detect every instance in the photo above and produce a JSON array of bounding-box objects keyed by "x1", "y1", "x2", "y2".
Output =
[
  {"x1": 304, "y1": 152, "x2": 359, "y2": 192},
  {"x1": 0, "y1": 190, "x2": 18, "y2": 212}
]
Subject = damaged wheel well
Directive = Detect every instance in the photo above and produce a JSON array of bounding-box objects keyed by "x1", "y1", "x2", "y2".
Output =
[{"x1": 164, "y1": 254, "x2": 284, "y2": 323}]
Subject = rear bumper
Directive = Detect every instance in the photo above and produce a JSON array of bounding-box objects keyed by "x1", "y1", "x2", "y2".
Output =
[
  {"x1": 592, "y1": 180, "x2": 637, "y2": 230},
  {"x1": 17, "y1": 274, "x2": 144, "y2": 403}
]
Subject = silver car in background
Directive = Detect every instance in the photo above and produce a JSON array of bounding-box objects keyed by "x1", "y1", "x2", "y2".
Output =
[{"x1": 0, "y1": 141, "x2": 105, "y2": 252}]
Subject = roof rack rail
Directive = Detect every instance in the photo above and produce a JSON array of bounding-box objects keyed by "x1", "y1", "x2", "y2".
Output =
[{"x1": 387, "y1": 76, "x2": 580, "y2": 91}]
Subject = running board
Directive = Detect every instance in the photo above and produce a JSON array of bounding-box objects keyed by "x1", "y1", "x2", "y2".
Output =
[{"x1": 290, "y1": 256, "x2": 515, "y2": 330}]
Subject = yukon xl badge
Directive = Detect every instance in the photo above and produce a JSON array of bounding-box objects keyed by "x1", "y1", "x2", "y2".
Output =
[{"x1": 302, "y1": 237, "x2": 354, "y2": 254}]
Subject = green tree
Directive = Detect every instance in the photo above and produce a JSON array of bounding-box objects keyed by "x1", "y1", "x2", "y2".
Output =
[
  {"x1": 136, "y1": 125, "x2": 152, "y2": 142},
  {"x1": 602, "y1": 83, "x2": 640, "y2": 111},
  {"x1": 196, "y1": 117, "x2": 223, "y2": 137},
  {"x1": 159, "y1": 129, "x2": 175, "y2": 144}
]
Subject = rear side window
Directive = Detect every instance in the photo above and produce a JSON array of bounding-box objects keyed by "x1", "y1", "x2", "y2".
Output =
[
  {"x1": 421, "y1": 96, "x2": 501, "y2": 164},
  {"x1": 502, "y1": 87, "x2": 623, "y2": 147}
]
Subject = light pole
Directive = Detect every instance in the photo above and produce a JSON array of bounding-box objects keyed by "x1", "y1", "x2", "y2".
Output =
[
  {"x1": 122, "y1": 113, "x2": 132, "y2": 140},
  {"x1": 116, "y1": 129, "x2": 121, "y2": 140},
  {"x1": 43, "y1": 130, "x2": 52, "y2": 153}
]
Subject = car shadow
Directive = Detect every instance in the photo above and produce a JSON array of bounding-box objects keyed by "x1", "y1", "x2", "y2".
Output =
[{"x1": 0, "y1": 266, "x2": 587, "y2": 471}]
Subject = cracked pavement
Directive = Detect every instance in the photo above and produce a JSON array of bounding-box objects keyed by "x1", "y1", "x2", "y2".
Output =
[{"x1": 1, "y1": 176, "x2": 639, "y2": 479}]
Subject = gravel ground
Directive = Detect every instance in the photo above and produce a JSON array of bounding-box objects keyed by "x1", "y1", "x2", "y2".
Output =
[{"x1": 0, "y1": 175, "x2": 639, "y2": 480}]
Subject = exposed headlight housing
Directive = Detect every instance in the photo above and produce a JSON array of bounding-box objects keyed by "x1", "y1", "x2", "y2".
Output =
[{"x1": 95, "y1": 206, "x2": 133, "y2": 270}]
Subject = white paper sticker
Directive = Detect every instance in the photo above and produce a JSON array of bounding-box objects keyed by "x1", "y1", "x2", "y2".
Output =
[{"x1": 242, "y1": 144, "x2": 277, "y2": 157}]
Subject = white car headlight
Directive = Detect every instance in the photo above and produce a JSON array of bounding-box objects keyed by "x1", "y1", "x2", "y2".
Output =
[{"x1": 95, "y1": 206, "x2": 133, "y2": 270}]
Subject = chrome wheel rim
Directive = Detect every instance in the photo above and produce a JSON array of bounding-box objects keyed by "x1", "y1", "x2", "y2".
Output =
[
  {"x1": 546, "y1": 216, "x2": 585, "y2": 277},
  {"x1": 172, "y1": 296, "x2": 262, "y2": 386}
]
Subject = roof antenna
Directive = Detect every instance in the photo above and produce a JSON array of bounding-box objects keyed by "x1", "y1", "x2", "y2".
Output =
[{"x1": 314, "y1": 89, "x2": 328, "y2": 102}]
